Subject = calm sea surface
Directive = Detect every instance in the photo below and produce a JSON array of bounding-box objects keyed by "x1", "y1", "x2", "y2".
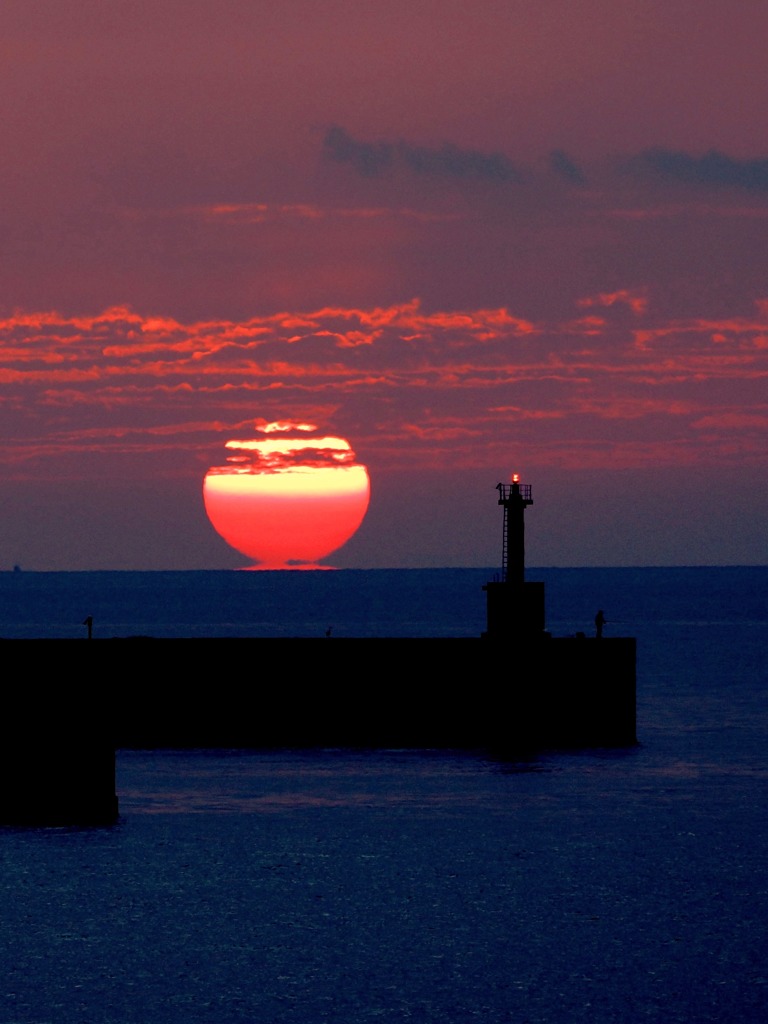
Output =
[{"x1": 0, "y1": 567, "x2": 766, "y2": 1022}]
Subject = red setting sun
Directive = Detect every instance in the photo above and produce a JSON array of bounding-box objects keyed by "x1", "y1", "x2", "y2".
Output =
[{"x1": 203, "y1": 422, "x2": 370, "y2": 568}]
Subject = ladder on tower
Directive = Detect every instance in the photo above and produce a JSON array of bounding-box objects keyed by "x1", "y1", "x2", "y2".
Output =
[{"x1": 500, "y1": 500, "x2": 509, "y2": 582}]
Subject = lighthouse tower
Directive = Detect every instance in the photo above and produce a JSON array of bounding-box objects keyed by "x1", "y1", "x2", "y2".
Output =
[{"x1": 482, "y1": 475, "x2": 546, "y2": 639}]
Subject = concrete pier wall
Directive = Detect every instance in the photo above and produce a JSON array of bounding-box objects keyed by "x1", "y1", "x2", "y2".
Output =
[
  {"x1": 0, "y1": 686, "x2": 117, "y2": 826},
  {"x1": 0, "y1": 635, "x2": 635, "y2": 824},
  {"x1": 104, "y1": 636, "x2": 635, "y2": 750}
]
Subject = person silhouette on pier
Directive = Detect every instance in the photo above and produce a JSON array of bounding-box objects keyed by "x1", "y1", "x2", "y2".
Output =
[
  {"x1": 594, "y1": 609, "x2": 606, "y2": 639},
  {"x1": 83, "y1": 616, "x2": 93, "y2": 640}
]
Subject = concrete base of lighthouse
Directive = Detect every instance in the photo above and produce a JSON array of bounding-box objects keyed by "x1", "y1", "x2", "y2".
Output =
[{"x1": 482, "y1": 581, "x2": 547, "y2": 639}]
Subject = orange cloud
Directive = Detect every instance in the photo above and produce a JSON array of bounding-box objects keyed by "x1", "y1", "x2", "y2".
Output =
[
  {"x1": 577, "y1": 289, "x2": 648, "y2": 314},
  {"x1": 0, "y1": 296, "x2": 766, "y2": 480}
]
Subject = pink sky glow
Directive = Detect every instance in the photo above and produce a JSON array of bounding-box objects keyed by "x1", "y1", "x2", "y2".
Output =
[{"x1": 0, "y1": 0, "x2": 766, "y2": 569}]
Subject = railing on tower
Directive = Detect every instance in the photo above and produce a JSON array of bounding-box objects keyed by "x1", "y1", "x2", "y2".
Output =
[{"x1": 496, "y1": 482, "x2": 533, "y2": 503}]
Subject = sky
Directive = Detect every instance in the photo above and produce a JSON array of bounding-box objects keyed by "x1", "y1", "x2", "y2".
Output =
[{"x1": 0, "y1": 0, "x2": 766, "y2": 570}]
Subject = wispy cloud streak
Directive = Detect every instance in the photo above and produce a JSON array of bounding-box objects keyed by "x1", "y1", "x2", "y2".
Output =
[{"x1": 1, "y1": 295, "x2": 765, "y2": 476}]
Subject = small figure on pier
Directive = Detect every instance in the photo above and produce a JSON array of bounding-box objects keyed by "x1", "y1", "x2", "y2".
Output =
[
  {"x1": 83, "y1": 615, "x2": 93, "y2": 640},
  {"x1": 595, "y1": 609, "x2": 606, "y2": 639}
]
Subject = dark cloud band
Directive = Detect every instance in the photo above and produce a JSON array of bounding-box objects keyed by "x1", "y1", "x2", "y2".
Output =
[
  {"x1": 629, "y1": 148, "x2": 768, "y2": 191},
  {"x1": 323, "y1": 125, "x2": 522, "y2": 183}
]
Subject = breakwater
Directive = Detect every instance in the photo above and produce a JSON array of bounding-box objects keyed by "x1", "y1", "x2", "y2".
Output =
[{"x1": 0, "y1": 634, "x2": 635, "y2": 825}]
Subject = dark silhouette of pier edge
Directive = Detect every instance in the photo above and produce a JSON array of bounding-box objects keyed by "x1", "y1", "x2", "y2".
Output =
[
  {"x1": 0, "y1": 478, "x2": 636, "y2": 826},
  {"x1": 480, "y1": 477, "x2": 636, "y2": 753}
]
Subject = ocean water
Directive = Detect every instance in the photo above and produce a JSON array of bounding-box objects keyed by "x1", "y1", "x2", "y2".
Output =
[
  {"x1": 0, "y1": 564, "x2": 765, "y2": 641},
  {"x1": 0, "y1": 567, "x2": 767, "y2": 1023}
]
